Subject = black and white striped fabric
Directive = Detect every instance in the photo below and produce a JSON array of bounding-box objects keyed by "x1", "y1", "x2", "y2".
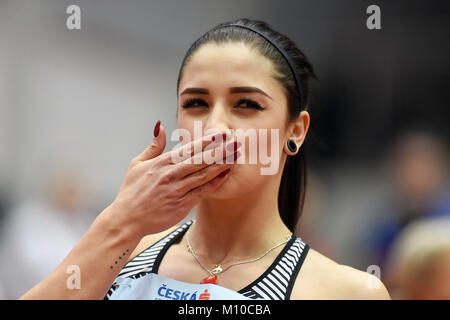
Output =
[
  {"x1": 238, "y1": 237, "x2": 308, "y2": 300},
  {"x1": 105, "y1": 220, "x2": 309, "y2": 300}
]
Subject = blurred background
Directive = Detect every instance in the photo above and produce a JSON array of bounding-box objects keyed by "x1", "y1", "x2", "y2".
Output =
[{"x1": 0, "y1": 0, "x2": 449, "y2": 299}]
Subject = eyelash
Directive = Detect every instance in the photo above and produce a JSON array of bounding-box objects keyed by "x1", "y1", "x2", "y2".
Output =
[{"x1": 181, "y1": 98, "x2": 265, "y2": 110}]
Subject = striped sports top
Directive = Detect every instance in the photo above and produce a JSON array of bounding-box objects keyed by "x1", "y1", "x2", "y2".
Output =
[{"x1": 105, "y1": 220, "x2": 310, "y2": 300}]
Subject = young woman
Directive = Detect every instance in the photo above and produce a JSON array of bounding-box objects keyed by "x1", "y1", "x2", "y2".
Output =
[{"x1": 21, "y1": 18, "x2": 390, "y2": 300}]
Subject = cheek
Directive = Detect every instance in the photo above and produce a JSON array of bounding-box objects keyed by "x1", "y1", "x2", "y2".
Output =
[
  {"x1": 230, "y1": 131, "x2": 284, "y2": 179},
  {"x1": 177, "y1": 111, "x2": 189, "y2": 129},
  {"x1": 177, "y1": 116, "x2": 197, "y2": 145},
  {"x1": 235, "y1": 127, "x2": 285, "y2": 166}
]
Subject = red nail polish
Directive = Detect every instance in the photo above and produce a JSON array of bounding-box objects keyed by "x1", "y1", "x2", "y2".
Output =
[
  {"x1": 153, "y1": 120, "x2": 161, "y2": 137},
  {"x1": 218, "y1": 168, "x2": 231, "y2": 178},
  {"x1": 234, "y1": 141, "x2": 239, "y2": 152},
  {"x1": 234, "y1": 151, "x2": 241, "y2": 161},
  {"x1": 212, "y1": 133, "x2": 225, "y2": 142}
]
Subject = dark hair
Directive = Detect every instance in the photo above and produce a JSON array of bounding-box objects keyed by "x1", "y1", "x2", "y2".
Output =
[{"x1": 176, "y1": 18, "x2": 317, "y2": 232}]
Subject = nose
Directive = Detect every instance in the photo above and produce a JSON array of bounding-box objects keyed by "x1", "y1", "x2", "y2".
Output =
[{"x1": 203, "y1": 102, "x2": 231, "y2": 138}]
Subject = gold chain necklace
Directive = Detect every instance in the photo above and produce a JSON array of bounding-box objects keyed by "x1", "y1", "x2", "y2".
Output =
[{"x1": 185, "y1": 222, "x2": 292, "y2": 284}]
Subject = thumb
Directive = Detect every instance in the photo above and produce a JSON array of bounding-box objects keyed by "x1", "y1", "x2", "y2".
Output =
[{"x1": 134, "y1": 120, "x2": 167, "y2": 163}]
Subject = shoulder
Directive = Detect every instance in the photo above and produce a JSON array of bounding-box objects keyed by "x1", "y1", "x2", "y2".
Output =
[
  {"x1": 291, "y1": 247, "x2": 391, "y2": 300},
  {"x1": 127, "y1": 225, "x2": 180, "y2": 262}
]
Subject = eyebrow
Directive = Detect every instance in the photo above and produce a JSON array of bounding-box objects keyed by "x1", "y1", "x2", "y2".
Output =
[{"x1": 180, "y1": 86, "x2": 273, "y2": 100}]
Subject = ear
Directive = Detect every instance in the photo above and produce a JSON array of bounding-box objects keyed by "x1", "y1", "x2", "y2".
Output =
[{"x1": 284, "y1": 111, "x2": 310, "y2": 155}]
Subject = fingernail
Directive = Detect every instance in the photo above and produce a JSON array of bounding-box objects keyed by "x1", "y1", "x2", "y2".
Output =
[
  {"x1": 212, "y1": 132, "x2": 226, "y2": 142},
  {"x1": 226, "y1": 141, "x2": 241, "y2": 152},
  {"x1": 211, "y1": 133, "x2": 221, "y2": 142},
  {"x1": 153, "y1": 120, "x2": 161, "y2": 137},
  {"x1": 218, "y1": 168, "x2": 231, "y2": 178}
]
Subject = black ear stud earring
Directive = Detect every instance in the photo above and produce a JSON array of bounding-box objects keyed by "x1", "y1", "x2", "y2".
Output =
[{"x1": 287, "y1": 139, "x2": 298, "y2": 154}]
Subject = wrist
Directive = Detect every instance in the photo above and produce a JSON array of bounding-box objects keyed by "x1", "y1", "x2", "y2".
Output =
[{"x1": 94, "y1": 202, "x2": 144, "y2": 244}]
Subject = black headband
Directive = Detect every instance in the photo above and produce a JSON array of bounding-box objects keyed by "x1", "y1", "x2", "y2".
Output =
[{"x1": 226, "y1": 23, "x2": 304, "y2": 113}]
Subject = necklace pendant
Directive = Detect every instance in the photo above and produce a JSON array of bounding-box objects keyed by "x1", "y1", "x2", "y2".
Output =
[
  {"x1": 200, "y1": 274, "x2": 218, "y2": 285},
  {"x1": 212, "y1": 265, "x2": 223, "y2": 274}
]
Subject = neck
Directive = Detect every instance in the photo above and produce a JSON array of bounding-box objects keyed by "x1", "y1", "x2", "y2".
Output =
[{"x1": 188, "y1": 176, "x2": 291, "y2": 267}]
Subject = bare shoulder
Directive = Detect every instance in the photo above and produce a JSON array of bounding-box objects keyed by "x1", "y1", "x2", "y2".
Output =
[
  {"x1": 127, "y1": 225, "x2": 180, "y2": 262},
  {"x1": 291, "y1": 248, "x2": 391, "y2": 300}
]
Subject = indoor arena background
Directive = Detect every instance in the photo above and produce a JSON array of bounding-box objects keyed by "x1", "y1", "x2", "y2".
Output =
[{"x1": 0, "y1": 0, "x2": 449, "y2": 299}]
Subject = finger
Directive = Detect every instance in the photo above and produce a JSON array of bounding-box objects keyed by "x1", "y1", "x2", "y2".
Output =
[
  {"x1": 179, "y1": 165, "x2": 233, "y2": 208},
  {"x1": 176, "y1": 151, "x2": 241, "y2": 195},
  {"x1": 171, "y1": 140, "x2": 242, "y2": 178},
  {"x1": 132, "y1": 120, "x2": 167, "y2": 164},
  {"x1": 161, "y1": 131, "x2": 227, "y2": 165}
]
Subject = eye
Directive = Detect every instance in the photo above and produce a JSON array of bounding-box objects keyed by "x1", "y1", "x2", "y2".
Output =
[
  {"x1": 181, "y1": 98, "x2": 265, "y2": 110},
  {"x1": 181, "y1": 98, "x2": 209, "y2": 109},
  {"x1": 235, "y1": 98, "x2": 265, "y2": 110}
]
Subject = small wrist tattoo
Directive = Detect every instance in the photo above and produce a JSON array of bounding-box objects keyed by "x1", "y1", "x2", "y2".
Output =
[{"x1": 109, "y1": 249, "x2": 130, "y2": 270}]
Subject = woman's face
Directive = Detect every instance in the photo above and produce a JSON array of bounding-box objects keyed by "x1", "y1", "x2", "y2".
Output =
[{"x1": 177, "y1": 41, "x2": 303, "y2": 199}]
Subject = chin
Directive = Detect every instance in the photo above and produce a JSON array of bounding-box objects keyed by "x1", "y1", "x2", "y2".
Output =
[{"x1": 207, "y1": 173, "x2": 239, "y2": 200}]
